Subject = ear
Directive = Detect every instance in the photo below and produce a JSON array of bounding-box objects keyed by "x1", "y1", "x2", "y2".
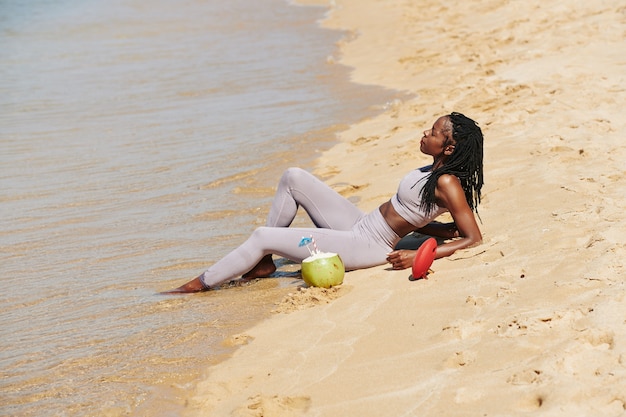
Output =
[{"x1": 443, "y1": 144, "x2": 455, "y2": 156}]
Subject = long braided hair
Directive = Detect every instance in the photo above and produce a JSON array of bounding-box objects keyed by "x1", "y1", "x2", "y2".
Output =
[{"x1": 419, "y1": 112, "x2": 484, "y2": 215}]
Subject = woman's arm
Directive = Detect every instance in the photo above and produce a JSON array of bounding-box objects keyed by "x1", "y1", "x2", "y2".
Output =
[
  {"x1": 432, "y1": 174, "x2": 482, "y2": 258},
  {"x1": 386, "y1": 174, "x2": 481, "y2": 270}
]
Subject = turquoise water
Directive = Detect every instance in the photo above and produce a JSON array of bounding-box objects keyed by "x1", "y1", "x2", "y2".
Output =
[{"x1": 0, "y1": 0, "x2": 395, "y2": 415}]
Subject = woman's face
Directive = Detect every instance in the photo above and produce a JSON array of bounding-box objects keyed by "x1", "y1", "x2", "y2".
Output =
[{"x1": 420, "y1": 116, "x2": 455, "y2": 158}]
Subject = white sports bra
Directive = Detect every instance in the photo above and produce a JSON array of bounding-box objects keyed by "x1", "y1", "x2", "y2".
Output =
[{"x1": 390, "y1": 167, "x2": 448, "y2": 227}]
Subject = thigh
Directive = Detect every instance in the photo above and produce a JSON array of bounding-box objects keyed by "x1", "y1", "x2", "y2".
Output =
[
  {"x1": 259, "y1": 226, "x2": 389, "y2": 270},
  {"x1": 286, "y1": 168, "x2": 365, "y2": 230}
]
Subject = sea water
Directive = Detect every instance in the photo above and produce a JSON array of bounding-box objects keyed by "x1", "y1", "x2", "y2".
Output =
[{"x1": 0, "y1": 0, "x2": 395, "y2": 415}]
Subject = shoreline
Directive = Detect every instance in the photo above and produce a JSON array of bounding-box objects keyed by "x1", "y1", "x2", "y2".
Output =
[{"x1": 184, "y1": 0, "x2": 626, "y2": 415}]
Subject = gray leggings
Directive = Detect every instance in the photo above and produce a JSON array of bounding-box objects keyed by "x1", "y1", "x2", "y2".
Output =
[{"x1": 200, "y1": 167, "x2": 400, "y2": 287}]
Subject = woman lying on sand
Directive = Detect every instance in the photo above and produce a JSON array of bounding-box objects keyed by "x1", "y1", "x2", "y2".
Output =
[{"x1": 165, "y1": 112, "x2": 483, "y2": 293}]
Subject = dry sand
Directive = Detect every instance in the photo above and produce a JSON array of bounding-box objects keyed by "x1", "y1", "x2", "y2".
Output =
[{"x1": 182, "y1": 0, "x2": 626, "y2": 415}]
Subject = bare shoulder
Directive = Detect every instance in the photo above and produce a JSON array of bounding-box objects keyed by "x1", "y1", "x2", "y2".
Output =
[
  {"x1": 435, "y1": 174, "x2": 465, "y2": 207},
  {"x1": 436, "y1": 173, "x2": 462, "y2": 189}
]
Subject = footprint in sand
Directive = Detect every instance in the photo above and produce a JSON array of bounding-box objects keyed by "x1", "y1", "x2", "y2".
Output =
[
  {"x1": 332, "y1": 182, "x2": 369, "y2": 197},
  {"x1": 577, "y1": 328, "x2": 615, "y2": 349},
  {"x1": 444, "y1": 350, "x2": 477, "y2": 368},
  {"x1": 233, "y1": 394, "x2": 311, "y2": 417},
  {"x1": 506, "y1": 368, "x2": 549, "y2": 411},
  {"x1": 507, "y1": 369, "x2": 545, "y2": 385},
  {"x1": 492, "y1": 315, "x2": 551, "y2": 337},
  {"x1": 492, "y1": 307, "x2": 592, "y2": 338},
  {"x1": 351, "y1": 135, "x2": 379, "y2": 146},
  {"x1": 441, "y1": 319, "x2": 485, "y2": 340},
  {"x1": 465, "y1": 295, "x2": 489, "y2": 307}
]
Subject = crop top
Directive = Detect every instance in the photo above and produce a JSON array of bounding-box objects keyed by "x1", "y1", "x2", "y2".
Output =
[{"x1": 390, "y1": 167, "x2": 448, "y2": 228}]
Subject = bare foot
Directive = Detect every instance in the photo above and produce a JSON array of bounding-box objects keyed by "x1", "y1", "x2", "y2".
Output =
[
  {"x1": 160, "y1": 276, "x2": 209, "y2": 294},
  {"x1": 242, "y1": 254, "x2": 276, "y2": 279}
]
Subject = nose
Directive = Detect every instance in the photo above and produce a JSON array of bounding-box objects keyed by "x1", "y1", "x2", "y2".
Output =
[{"x1": 423, "y1": 129, "x2": 431, "y2": 136}]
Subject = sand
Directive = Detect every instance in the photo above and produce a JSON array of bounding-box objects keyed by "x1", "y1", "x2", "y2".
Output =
[{"x1": 182, "y1": 0, "x2": 626, "y2": 416}]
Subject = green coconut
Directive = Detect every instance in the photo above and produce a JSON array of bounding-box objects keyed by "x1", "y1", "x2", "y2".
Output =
[{"x1": 301, "y1": 252, "x2": 345, "y2": 288}]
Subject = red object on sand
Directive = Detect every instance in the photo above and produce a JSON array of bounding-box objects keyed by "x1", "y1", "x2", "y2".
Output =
[{"x1": 411, "y1": 237, "x2": 437, "y2": 280}]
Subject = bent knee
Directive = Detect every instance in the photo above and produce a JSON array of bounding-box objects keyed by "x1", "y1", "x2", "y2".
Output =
[
  {"x1": 281, "y1": 167, "x2": 308, "y2": 186},
  {"x1": 250, "y1": 226, "x2": 270, "y2": 241}
]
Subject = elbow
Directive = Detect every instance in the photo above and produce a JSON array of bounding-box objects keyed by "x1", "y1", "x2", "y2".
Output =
[
  {"x1": 458, "y1": 229, "x2": 481, "y2": 248},
  {"x1": 467, "y1": 226, "x2": 482, "y2": 246},
  {"x1": 459, "y1": 238, "x2": 481, "y2": 252},
  {"x1": 468, "y1": 234, "x2": 482, "y2": 249}
]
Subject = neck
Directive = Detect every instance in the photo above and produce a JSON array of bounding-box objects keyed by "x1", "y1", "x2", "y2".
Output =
[{"x1": 431, "y1": 156, "x2": 447, "y2": 171}]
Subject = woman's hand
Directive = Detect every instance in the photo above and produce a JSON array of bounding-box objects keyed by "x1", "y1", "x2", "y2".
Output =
[{"x1": 386, "y1": 249, "x2": 416, "y2": 270}]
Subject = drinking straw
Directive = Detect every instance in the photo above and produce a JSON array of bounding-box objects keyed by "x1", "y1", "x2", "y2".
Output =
[{"x1": 310, "y1": 235, "x2": 319, "y2": 254}]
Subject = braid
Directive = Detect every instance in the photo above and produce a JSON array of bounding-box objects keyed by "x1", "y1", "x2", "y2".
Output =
[{"x1": 419, "y1": 112, "x2": 484, "y2": 214}]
